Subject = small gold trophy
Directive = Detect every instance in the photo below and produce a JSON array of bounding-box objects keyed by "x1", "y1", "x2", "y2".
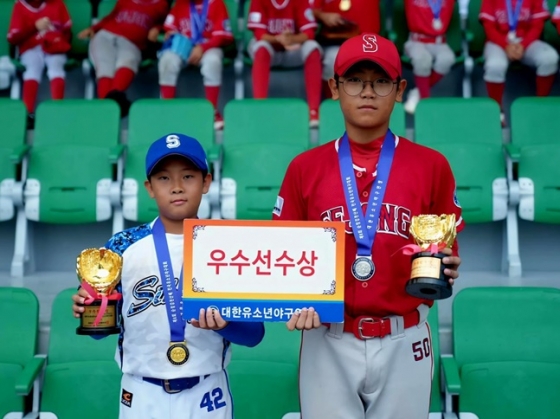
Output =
[
  {"x1": 76, "y1": 248, "x2": 123, "y2": 335},
  {"x1": 405, "y1": 214, "x2": 457, "y2": 300}
]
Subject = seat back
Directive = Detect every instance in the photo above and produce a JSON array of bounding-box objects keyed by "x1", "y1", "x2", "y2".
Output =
[
  {"x1": 40, "y1": 288, "x2": 121, "y2": 419},
  {"x1": 511, "y1": 98, "x2": 560, "y2": 223},
  {"x1": 0, "y1": 287, "x2": 39, "y2": 418},
  {"x1": 452, "y1": 287, "x2": 560, "y2": 368},
  {"x1": 318, "y1": 99, "x2": 406, "y2": 144},
  {"x1": 65, "y1": 0, "x2": 93, "y2": 59},
  {"x1": 427, "y1": 303, "x2": 442, "y2": 413},
  {"x1": 466, "y1": 0, "x2": 486, "y2": 58},
  {"x1": 125, "y1": 99, "x2": 215, "y2": 223},
  {"x1": 25, "y1": 100, "x2": 121, "y2": 223},
  {"x1": 0, "y1": 0, "x2": 14, "y2": 58},
  {"x1": 227, "y1": 322, "x2": 301, "y2": 418},
  {"x1": 0, "y1": 99, "x2": 27, "y2": 221},
  {"x1": 459, "y1": 361, "x2": 560, "y2": 419},
  {"x1": 392, "y1": 0, "x2": 463, "y2": 56},
  {"x1": 415, "y1": 98, "x2": 506, "y2": 223},
  {"x1": 543, "y1": 0, "x2": 560, "y2": 52}
]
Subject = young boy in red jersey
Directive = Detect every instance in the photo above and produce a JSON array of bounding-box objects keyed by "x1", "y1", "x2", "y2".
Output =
[
  {"x1": 8, "y1": 0, "x2": 71, "y2": 126},
  {"x1": 78, "y1": 0, "x2": 169, "y2": 114},
  {"x1": 158, "y1": 0, "x2": 234, "y2": 130},
  {"x1": 276, "y1": 34, "x2": 463, "y2": 419},
  {"x1": 479, "y1": 0, "x2": 558, "y2": 124},
  {"x1": 247, "y1": 0, "x2": 322, "y2": 127},
  {"x1": 403, "y1": 0, "x2": 456, "y2": 114},
  {"x1": 311, "y1": 0, "x2": 381, "y2": 100}
]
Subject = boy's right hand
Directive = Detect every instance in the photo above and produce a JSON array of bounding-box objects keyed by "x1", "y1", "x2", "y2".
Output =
[
  {"x1": 72, "y1": 287, "x2": 92, "y2": 318},
  {"x1": 286, "y1": 307, "x2": 321, "y2": 331},
  {"x1": 319, "y1": 12, "x2": 345, "y2": 27},
  {"x1": 78, "y1": 27, "x2": 94, "y2": 40},
  {"x1": 35, "y1": 17, "x2": 51, "y2": 31}
]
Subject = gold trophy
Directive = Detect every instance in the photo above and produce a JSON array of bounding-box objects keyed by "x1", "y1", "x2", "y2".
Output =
[
  {"x1": 76, "y1": 248, "x2": 123, "y2": 335},
  {"x1": 405, "y1": 214, "x2": 457, "y2": 300}
]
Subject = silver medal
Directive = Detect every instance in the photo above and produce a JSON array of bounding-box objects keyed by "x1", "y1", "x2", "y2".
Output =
[
  {"x1": 507, "y1": 30, "x2": 517, "y2": 43},
  {"x1": 351, "y1": 256, "x2": 375, "y2": 281},
  {"x1": 432, "y1": 18, "x2": 443, "y2": 30}
]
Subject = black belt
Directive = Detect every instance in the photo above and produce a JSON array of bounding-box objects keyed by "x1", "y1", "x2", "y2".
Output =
[{"x1": 143, "y1": 375, "x2": 210, "y2": 394}]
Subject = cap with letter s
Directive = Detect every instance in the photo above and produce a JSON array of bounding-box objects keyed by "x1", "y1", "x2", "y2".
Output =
[
  {"x1": 334, "y1": 33, "x2": 402, "y2": 79},
  {"x1": 145, "y1": 133, "x2": 209, "y2": 177}
]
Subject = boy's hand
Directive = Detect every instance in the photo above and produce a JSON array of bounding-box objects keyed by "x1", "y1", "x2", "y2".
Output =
[
  {"x1": 147, "y1": 26, "x2": 160, "y2": 42},
  {"x1": 187, "y1": 45, "x2": 203, "y2": 65},
  {"x1": 35, "y1": 17, "x2": 51, "y2": 31},
  {"x1": 164, "y1": 30, "x2": 177, "y2": 40},
  {"x1": 72, "y1": 287, "x2": 92, "y2": 318},
  {"x1": 286, "y1": 307, "x2": 321, "y2": 331},
  {"x1": 78, "y1": 27, "x2": 94, "y2": 40},
  {"x1": 319, "y1": 12, "x2": 345, "y2": 27},
  {"x1": 440, "y1": 247, "x2": 461, "y2": 286},
  {"x1": 191, "y1": 307, "x2": 228, "y2": 330}
]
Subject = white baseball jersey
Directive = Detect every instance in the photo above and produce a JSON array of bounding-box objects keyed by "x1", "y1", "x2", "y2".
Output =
[{"x1": 105, "y1": 220, "x2": 231, "y2": 379}]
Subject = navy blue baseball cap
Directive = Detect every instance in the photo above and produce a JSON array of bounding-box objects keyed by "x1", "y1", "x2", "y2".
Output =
[{"x1": 145, "y1": 133, "x2": 209, "y2": 177}]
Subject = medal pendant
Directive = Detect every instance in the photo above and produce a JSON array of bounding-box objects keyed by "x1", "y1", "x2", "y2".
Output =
[
  {"x1": 340, "y1": 0, "x2": 351, "y2": 11},
  {"x1": 167, "y1": 342, "x2": 189, "y2": 365},
  {"x1": 507, "y1": 30, "x2": 517, "y2": 43},
  {"x1": 432, "y1": 18, "x2": 443, "y2": 30},
  {"x1": 351, "y1": 256, "x2": 375, "y2": 281}
]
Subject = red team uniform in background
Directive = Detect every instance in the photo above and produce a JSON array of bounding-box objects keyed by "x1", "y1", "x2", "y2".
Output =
[
  {"x1": 89, "y1": 0, "x2": 168, "y2": 98},
  {"x1": 247, "y1": 0, "x2": 322, "y2": 125},
  {"x1": 403, "y1": 0, "x2": 456, "y2": 112},
  {"x1": 159, "y1": 0, "x2": 233, "y2": 128},
  {"x1": 8, "y1": 0, "x2": 71, "y2": 114},
  {"x1": 479, "y1": 0, "x2": 558, "y2": 113}
]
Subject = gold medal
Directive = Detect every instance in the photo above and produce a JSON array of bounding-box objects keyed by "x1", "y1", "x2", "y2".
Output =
[
  {"x1": 167, "y1": 342, "x2": 189, "y2": 365},
  {"x1": 339, "y1": 0, "x2": 351, "y2": 11}
]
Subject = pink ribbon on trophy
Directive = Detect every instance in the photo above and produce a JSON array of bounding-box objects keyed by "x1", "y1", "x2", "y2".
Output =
[
  {"x1": 81, "y1": 282, "x2": 122, "y2": 327},
  {"x1": 396, "y1": 242, "x2": 442, "y2": 257}
]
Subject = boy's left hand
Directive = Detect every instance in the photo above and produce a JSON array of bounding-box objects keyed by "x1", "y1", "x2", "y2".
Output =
[
  {"x1": 147, "y1": 27, "x2": 160, "y2": 42},
  {"x1": 191, "y1": 307, "x2": 228, "y2": 330},
  {"x1": 440, "y1": 247, "x2": 461, "y2": 286}
]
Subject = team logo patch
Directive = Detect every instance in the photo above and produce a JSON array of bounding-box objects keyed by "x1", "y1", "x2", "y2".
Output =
[
  {"x1": 121, "y1": 389, "x2": 133, "y2": 407},
  {"x1": 362, "y1": 35, "x2": 378, "y2": 53},
  {"x1": 166, "y1": 134, "x2": 180, "y2": 149},
  {"x1": 273, "y1": 196, "x2": 284, "y2": 216},
  {"x1": 453, "y1": 190, "x2": 461, "y2": 208},
  {"x1": 249, "y1": 12, "x2": 262, "y2": 23}
]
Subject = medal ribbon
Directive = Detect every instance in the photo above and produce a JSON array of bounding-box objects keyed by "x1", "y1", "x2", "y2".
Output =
[
  {"x1": 505, "y1": 0, "x2": 524, "y2": 32},
  {"x1": 190, "y1": 0, "x2": 210, "y2": 45},
  {"x1": 153, "y1": 218, "x2": 185, "y2": 343},
  {"x1": 427, "y1": 0, "x2": 444, "y2": 20},
  {"x1": 338, "y1": 130, "x2": 396, "y2": 258},
  {"x1": 81, "y1": 282, "x2": 122, "y2": 327}
]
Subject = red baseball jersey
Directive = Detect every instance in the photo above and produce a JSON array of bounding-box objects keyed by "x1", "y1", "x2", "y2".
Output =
[
  {"x1": 247, "y1": 0, "x2": 318, "y2": 40},
  {"x1": 479, "y1": 0, "x2": 550, "y2": 48},
  {"x1": 312, "y1": 0, "x2": 381, "y2": 34},
  {"x1": 7, "y1": 0, "x2": 71, "y2": 54},
  {"x1": 552, "y1": 0, "x2": 560, "y2": 30},
  {"x1": 273, "y1": 135, "x2": 464, "y2": 318},
  {"x1": 163, "y1": 0, "x2": 233, "y2": 52},
  {"x1": 92, "y1": 0, "x2": 169, "y2": 50},
  {"x1": 405, "y1": 0, "x2": 456, "y2": 37}
]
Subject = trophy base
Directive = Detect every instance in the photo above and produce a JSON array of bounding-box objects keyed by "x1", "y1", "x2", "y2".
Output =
[
  {"x1": 406, "y1": 252, "x2": 453, "y2": 300},
  {"x1": 76, "y1": 299, "x2": 121, "y2": 335}
]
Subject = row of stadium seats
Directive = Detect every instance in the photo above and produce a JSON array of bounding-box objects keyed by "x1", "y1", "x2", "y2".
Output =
[
  {"x1": 1, "y1": 0, "x2": 559, "y2": 102},
  {"x1": 3, "y1": 286, "x2": 559, "y2": 419},
  {"x1": 1, "y1": 97, "x2": 559, "y2": 277}
]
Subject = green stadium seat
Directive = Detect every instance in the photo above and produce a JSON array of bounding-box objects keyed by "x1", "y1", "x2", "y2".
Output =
[
  {"x1": 220, "y1": 99, "x2": 310, "y2": 219},
  {"x1": 463, "y1": 0, "x2": 485, "y2": 98},
  {"x1": 11, "y1": 100, "x2": 122, "y2": 277},
  {"x1": 427, "y1": 303, "x2": 443, "y2": 416},
  {"x1": 0, "y1": 0, "x2": 23, "y2": 99},
  {"x1": 228, "y1": 322, "x2": 300, "y2": 418},
  {"x1": 441, "y1": 287, "x2": 560, "y2": 419},
  {"x1": 318, "y1": 99, "x2": 406, "y2": 144},
  {"x1": 0, "y1": 100, "x2": 27, "y2": 221},
  {"x1": 7, "y1": 288, "x2": 122, "y2": 419},
  {"x1": 543, "y1": 0, "x2": 560, "y2": 52},
  {"x1": 0, "y1": 287, "x2": 41, "y2": 419},
  {"x1": 124, "y1": 99, "x2": 219, "y2": 223},
  {"x1": 508, "y1": 97, "x2": 560, "y2": 224},
  {"x1": 414, "y1": 98, "x2": 520, "y2": 276}
]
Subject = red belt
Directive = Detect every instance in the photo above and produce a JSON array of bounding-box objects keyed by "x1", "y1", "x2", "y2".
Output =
[
  {"x1": 343, "y1": 311, "x2": 420, "y2": 340},
  {"x1": 409, "y1": 32, "x2": 446, "y2": 44}
]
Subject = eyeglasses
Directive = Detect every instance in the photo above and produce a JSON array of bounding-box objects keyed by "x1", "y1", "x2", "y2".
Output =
[{"x1": 339, "y1": 77, "x2": 398, "y2": 97}]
